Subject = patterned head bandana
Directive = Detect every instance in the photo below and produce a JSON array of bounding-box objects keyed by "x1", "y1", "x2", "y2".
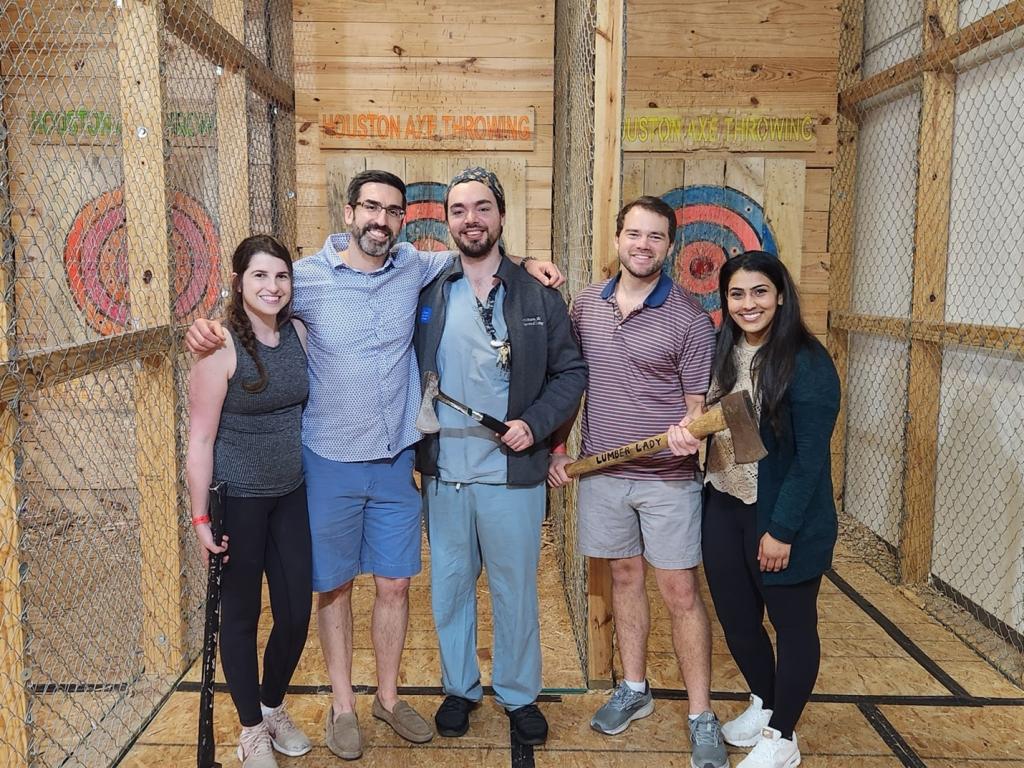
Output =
[{"x1": 445, "y1": 166, "x2": 506, "y2": 216}]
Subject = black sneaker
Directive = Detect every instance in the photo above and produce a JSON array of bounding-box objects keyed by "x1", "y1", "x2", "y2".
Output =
[
  {"x1": 507, "y1": 703, "x2": 548, "y2": 746},
  {"x1": 435, "y1": 695, "x2": 477, "y2": 737}
]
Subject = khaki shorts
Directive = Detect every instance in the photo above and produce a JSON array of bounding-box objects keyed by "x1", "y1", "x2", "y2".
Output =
[{"x1": 577, "y1": 474, "x2": 702, "y2": 569}]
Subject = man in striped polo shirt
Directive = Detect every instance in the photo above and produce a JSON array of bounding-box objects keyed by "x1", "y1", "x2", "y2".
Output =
[{"x1": 549, "y1": 196, "x2": 727, "y2": 768}]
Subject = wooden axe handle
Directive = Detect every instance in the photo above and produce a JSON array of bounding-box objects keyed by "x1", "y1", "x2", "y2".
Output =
[{"x1": 565, "y1": 406, "x2": 728, "y2": 478}]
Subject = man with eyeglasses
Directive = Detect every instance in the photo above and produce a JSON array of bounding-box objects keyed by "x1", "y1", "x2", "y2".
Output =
[{"x1": 185, "y1": 169, "x2": 561, "y2": 761}]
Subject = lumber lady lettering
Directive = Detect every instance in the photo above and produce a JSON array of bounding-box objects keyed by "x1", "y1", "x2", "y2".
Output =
[
  {"x1": 186, "y1": 235, "x2": 312, "y2": 768},
  {"x1": 592, "y1": 436, "x2": 663, "y2": 465},
  {"x1": 669, "y1": 251, "x2": 841, "y2": 768}
]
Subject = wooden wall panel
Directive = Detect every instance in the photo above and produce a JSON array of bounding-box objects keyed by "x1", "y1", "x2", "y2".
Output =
[
  {"x1": 293, "y1": 1, "x2": 555, "y2": 261},
  {"x1": 625, "y1": 0, "x2": 840, "y2": 343},
  {"x1": 627, "y1": 0, "x2": 840, "y2": 58}
]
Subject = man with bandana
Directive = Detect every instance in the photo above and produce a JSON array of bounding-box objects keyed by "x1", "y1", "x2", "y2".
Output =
[
  {"x1": 184, "y1": 169, "x2": 563, "y2": 761},
  {"x1": 414, "y1": 167, "x2": 587, "y2": 745}
]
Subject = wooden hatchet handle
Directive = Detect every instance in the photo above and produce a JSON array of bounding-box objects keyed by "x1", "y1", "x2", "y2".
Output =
[{"x1": 564, "y1": 405, "x2": 728, "y2": 478}]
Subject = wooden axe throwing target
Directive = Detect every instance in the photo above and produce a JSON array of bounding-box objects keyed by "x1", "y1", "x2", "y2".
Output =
[
  {"x1": 64, "y1": 188, "x2": 220, "y2": 335},
  {"x1": 401, "y1": 181, "x2": 449, "y2": 251},
  {"x1": 662, "y1": 185, "x2": 779, "y2": 327}
]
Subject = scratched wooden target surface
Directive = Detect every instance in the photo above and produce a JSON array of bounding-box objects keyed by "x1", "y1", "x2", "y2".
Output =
[
  {"x1": 64, "y1": 188, "x2": 220, "y2": 336},
  {"x1": 623, "y1": 156, "x2": 805, "y2": 326}
]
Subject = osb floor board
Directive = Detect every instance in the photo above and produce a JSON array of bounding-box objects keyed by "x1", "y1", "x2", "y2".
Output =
[
  {"x1": 181, "y1": 527, "x2": 586, "y2": 691},
  {"x1": 117, "y1": 532, "x2": 1024, "y2": 767}
]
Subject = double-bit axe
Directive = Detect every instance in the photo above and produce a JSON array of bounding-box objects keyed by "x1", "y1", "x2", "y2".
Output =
[
  {"x1": 565, "y1": 390, "x2": 766, "y2": 477},
  {"x1": 416, "y1": 371, "x2": 510, "y2": 435}
]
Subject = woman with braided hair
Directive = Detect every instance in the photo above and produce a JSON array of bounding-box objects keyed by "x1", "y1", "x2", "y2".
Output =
[{"x1": 187, "y1": 234, "x2": 312, "y2": 768}]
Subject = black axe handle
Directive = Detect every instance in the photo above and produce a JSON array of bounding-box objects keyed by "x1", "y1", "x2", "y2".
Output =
[
  {"x1": 436, "y1": 390, "x2": 510, "y2": 435},
  {"x1": 197, "y1": 482, "x2": 226, "y2": 768}
]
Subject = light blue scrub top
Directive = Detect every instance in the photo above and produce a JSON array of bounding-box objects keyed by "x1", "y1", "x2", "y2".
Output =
[{"x1": 436, "y1": 278, "x2": 510, "y2": 484}]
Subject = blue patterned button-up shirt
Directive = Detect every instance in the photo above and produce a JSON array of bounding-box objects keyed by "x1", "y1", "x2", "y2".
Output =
[{"x1": 292, "y1": 233, "x2": 452, "y2": 462}]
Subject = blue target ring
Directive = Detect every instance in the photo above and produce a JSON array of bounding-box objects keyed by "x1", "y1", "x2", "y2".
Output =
[
  {"x1": 402, "y1": 181, "x2": 449, "y2": 251},
  {"x1": 660, "y1": 185, "x2": 778, "y2": 325}
]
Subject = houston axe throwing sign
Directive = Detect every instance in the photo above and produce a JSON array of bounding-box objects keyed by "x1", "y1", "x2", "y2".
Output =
[
  {"x1": 319, "y1": 109, "x2": 536, "y2": 151},
  {"x1": 623, "y1": 109, "x2": 819, "y2": 152},
  {"x1": 29, "y1": 107, "x2": 217, "y2": 147}
]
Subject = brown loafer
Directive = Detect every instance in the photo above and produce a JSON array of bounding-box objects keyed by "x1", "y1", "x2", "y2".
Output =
[
  {"x1": 325, "y1": 705, "x2": 362, "y2": 760},
  {"x1": 372, "y1": 696, "x2": 434, "y2": 743}
]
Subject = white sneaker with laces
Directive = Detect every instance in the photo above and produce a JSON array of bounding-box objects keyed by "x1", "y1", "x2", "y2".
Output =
[
  {"x1": 737, "y1": 727, "x2": 800, "y2": 768},
  {"x1": 722, "y1": 693, "x2": 773, "y2": 747},
  {"x1": 262, "y1": 704, "x2": 312, "y2": 756},
  {"x1": 236, "y1": 721, "x2": 279, "y2": 768}
]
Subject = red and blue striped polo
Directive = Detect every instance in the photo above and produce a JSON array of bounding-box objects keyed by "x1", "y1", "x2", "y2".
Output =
[{"x1": 570, "y1": 272, "x2": 715, "y2": 480}]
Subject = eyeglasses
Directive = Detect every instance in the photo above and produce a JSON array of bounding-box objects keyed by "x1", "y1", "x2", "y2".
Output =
[{"x1": 354, "y1": 200, "x2": 405, "y2": 220}]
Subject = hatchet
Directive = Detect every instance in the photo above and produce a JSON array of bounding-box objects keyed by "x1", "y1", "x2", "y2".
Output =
[
  {"x1": 416, "y1": 371, "x2": 510, "y2": 436},
  {"x1": 565, "y1": 390, "x2": 766, "y2": 477}
]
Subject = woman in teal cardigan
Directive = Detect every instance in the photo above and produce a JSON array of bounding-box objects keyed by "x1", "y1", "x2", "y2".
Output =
[{"x1": 669, "y1": 251, "x2": 840, "y2": 768}]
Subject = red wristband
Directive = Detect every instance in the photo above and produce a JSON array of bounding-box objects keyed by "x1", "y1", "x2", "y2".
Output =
[
  {"x1": 552, "y1": 443, "x2": 567, "y2": 455},
  {"x1": 191, "y1": 515, "x2": 210, "y2": 526}
]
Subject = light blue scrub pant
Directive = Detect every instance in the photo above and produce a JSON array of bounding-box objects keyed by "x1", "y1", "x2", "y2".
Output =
[{"x1": 423, "y1": 478, "x2": 545, "y2": 710}]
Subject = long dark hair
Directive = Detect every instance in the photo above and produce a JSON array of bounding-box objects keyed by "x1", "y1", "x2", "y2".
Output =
[
  {"x1": 710, "y1": 251, "x2": 814, "y2": 434},
  {"x1": 226, "y1": 234, "x2": 294, "y2": 393}
]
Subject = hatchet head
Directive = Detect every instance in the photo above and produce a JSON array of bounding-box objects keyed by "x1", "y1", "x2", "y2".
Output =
[
  {"x1": 720, "y1": 390, "x2": 767, "y2": 464},
  {"x1": 416, "y1": 371, "x2": 441, "y2": 434}
]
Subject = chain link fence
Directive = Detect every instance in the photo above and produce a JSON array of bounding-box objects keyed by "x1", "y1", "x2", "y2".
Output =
[
  {"x1": 0, "y1": 0, "x2": 296, "y2": 764},
  {"x1": 550, "y1": 0, "x2": 598, "y2": 678},
  {"x1": 832, "y1": 0, "x2": 1024, "y2": 684}
]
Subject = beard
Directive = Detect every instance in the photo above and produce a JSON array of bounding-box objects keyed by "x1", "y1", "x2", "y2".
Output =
[
  {"x1": 453, "y1": 224, "x2": 502, "y2": 258},
  {"x1": 620, "y1": 251, "x2": 665, "y2": 279},
  {"x1": 352, "y1": 221, "x2": 397, "y2": 258}
]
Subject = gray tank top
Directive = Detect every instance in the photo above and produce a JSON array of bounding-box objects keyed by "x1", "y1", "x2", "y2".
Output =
[{"x1": 213, "y1": 321, "x2": 308, "y2": 497}]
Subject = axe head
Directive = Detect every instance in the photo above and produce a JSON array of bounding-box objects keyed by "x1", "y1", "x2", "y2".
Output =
[
  {"x1": 416, "y1": 372, "x2": 441, "y2": 434},
  {"x1": 720, "y1": 390, "x2": 767, "y2": 464}
]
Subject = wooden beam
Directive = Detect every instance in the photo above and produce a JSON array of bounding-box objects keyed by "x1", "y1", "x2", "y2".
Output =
[
  {"x1": 0, "y1": 407, "x2": 27, "y2": 768},
  {"x1": 839, "y1": 0, "x2": 1024, "y2": 118},
  {"x1": 117, "y1": 0, "x2": 186, "y2": 676},
  {"x1": 269, "y1": 0, "x2": 297, "y2": 250},
  {"x1": 163, "y1": 0, "x2": 295, "y2": 109},
  {"x1": 831, "y1": 312, "x2": 907, "y2": 338},
  {"x1": 585, "y1": 0, "x2": 625, "y2": 688},
  {"x1": 899, "y1": 0, "x2": 959, "y2": 585},
  {"x1": 586, "y1": 557, "x2": 614, "y2": 688},
  {"x1": 591, "y1": 0, "x2": 625, "y2": 280},
  {"x1": 827, "y1": 0, "x2": 865, "y2": 513},
  {"x1": 0, "y1": 60, "x2": 29, "y2": 763},
  {"x1": 0, "y1": 329, "x2": 174, "y2": 402},
  {"x1": 831, "y1": 313, "x2": 1024, "y2": 353},
  {"x1": 213, "y1": 0, "x2": 250, "y2": 285},
  {"x1": 273, "y1": 107, "x2": 298, "y2": 252},
  {"x1": 910, "y1": 320, "x2": 1024, "y2": 351}
]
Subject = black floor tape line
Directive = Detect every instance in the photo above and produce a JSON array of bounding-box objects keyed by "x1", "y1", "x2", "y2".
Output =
[{"x1": 859, "y1": 702, "x2": 928, "y2": 768}]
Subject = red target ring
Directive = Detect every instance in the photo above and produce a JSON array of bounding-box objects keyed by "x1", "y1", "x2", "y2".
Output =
[
  {"x1": 662, "y1": 186, "x2": 779, "y2": 327},
  {"x1": 65, "y1": 189, "x2": 220, "y2": 334}
]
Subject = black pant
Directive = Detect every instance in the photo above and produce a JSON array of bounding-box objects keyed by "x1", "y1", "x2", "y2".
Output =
[
  {"x1": 219, "y1": 484, "x2": 312, "y2": 726},
  {"x1": 702, "y1": 486, "x2": 821, "y2": 740}
]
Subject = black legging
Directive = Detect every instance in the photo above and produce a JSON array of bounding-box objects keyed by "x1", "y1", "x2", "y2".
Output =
[
  {"x1": 219, "y1": 484, "x2": 312, "y2": 726},
  {"x1": 702, "y1": 485, "x2": 821, "y2": 740}
]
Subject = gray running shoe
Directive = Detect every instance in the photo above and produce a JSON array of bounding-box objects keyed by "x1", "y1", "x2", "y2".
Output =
[
  {"x1": 590, "y1": 681, "x2": 655, "y2": 735},
  {"x1": 690, "y1": 710, "x2": 729, "y2": 768}
]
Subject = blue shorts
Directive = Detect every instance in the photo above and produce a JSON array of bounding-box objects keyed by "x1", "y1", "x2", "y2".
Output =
[{"x1": 303, "y1": 445, "x2": 422, "y2": 592}]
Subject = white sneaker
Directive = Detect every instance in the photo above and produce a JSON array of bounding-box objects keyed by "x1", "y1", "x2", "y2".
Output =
[
  {"x1": 236, "y1": 721, "x2": 279, "y2": 768},
  {"x1": 722, "y1": 694, "x2": 773, "y2": 747},
  {"x1": 737, "y1": 727, "x2": 800, "y2": 768},
  {"x1": 262, "y1": 704, "x2": 312, "y2": 756}
]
